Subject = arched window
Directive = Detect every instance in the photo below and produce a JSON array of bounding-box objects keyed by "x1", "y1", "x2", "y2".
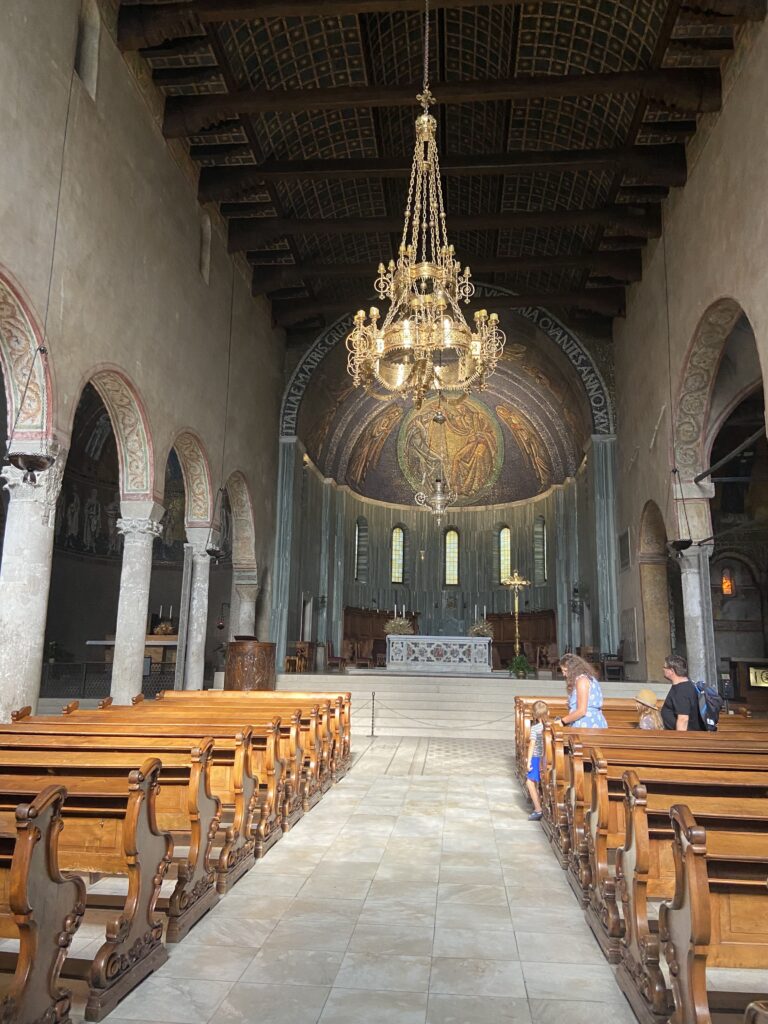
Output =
[
  {"x1": 391, "y1": 525, "x2": 405, "y2": 584},
  {"x1": 533, "y1": 516, "x2": 547, "y2": 584},
  {"x1": 354, "y1": 516, "x2": 369, "y2": 582},
  {"x1": 499, "y1": 525, "x2": 511, "y2": 582},
  {"x1": 721, "y1": 566, "x2": 735, "y2": 596},
  {"x1": 444, "y1": 528, "x2": 459, "y2": 586}
]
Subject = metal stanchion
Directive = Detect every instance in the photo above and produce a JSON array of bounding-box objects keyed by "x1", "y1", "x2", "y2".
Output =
[{"x1": 371, "y1": 690, "x2": 376, "y2": 737}]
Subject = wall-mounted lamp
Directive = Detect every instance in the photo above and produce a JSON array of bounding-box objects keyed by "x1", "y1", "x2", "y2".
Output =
[{"x1": 216, "y1": 602, "x2": 230, "y2": 631}]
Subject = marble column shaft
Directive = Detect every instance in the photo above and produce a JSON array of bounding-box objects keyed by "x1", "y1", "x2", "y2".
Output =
[
  {"x1": 111, "y1": 511, "x2": 163, "y2": 705},
  {"x1": 678, "y1": 543, "x2": 717, "y2": 685},
  {"x1": 184, "y1": 541, "x2": 212, "y2": 690},
  {"x1": 0, "y1": 459, "x2": 65, "y2": 720}
]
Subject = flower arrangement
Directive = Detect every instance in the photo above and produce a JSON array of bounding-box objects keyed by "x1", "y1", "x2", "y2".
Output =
[
  {"x1": 469, "y1": 619, "x2": 494, "y2": 638},
  {"x1": 384, "y1": 617, "x2": 414, "y2": 635},
  {"x1": 153, "y1": 620, "x2": 175, "y2": 636},
  {"x1": 509, "y1": 654, "x2": 533, "y2": 679}
]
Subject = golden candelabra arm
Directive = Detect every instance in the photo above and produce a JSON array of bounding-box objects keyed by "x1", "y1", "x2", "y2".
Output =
[{"x1": 502, "y1": 570, "x2": 532, "y2": 658}]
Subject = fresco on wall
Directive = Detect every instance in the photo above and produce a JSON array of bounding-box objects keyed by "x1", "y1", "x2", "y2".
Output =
[{"x1": 297, "y1": 326, "x2": 592, "y2": 506}]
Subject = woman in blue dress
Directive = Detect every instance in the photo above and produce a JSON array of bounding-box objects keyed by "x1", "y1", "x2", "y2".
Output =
[{"x1": 555, "y1": 653, "x2": 608, "y2": 728}]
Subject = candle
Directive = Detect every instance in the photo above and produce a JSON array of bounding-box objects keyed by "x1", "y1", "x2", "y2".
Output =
[
  {"x1": 159, "y1": 604, "x2": 163, "y2": 619},
  {"x1": 474, "y1": 604, "x2": 478, "y2": 621},
  {"x1": 169, "y1": 605, "x2": 173, "y2": 621},
  {"x1": 483, "y1": 605, "x2": 486, "y2": 619}
]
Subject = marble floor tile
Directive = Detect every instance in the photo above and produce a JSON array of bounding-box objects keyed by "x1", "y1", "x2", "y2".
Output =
[
  {"x1": 209, "y1": 982, "x2": 330, "y2": 1024},
  {"x1": 161, "y1": 943, "x2": 255, "y2": 981},
  {"x1": 429, "y1": 957, "x2": 527, "y2": 998},
  {"x1": 239, "y1": 948, "x2": 343, "y2": 987},
  {"x1": 367, "y1": 880, "x2": 438, "y2": 902},
  {"x1": 183, "y1": 913, "x2": 277, "y2": 949},
  {"x1": 427, "y1": 994, "x2": 532, "y2": 1024},
  {"x1": 506, "y1": 886, "x2": 578, "y2": 912},
  {"x1": 349, "y1": 923, "x2": 435, "y2": 956},
  {"x1": 529, "y1": 999, "x2": 637, "y2": 1024},
  {"x1": 432, "y1": 926, "x2": 518, "y2": 960},
  {"x1": 300, "y1": 874, "x2": 372, "y2": 900},
  {"x1": 437, "y1": 882, "x2": 508, "y2": 905},
  {"x1": 264, "y1": 919, "x2": 356, "y2": 952},
  {"x1": 508, "y1": 905, "x2": 589, "y2": 934},
  {"x1": 334, "y1": 952, "x2": 432, "y2": 992},
  {"x1": 522, "y1": 962, "x2": 626, "y2": 1002},
  {"x1": 112, "y1": 977, "x2": 232, "y2": 1023},
  {"x1": 438, "y1": 864, "x2": 505, "y2": 885},
  {"x1": 435, "y1": 901, "x2": 513, "y2": 931},
  {"x1": 374, "y1": 862, "x2": 441, "y2": 884},
  {"x1": 516, "y1": 929, "x2": 606, "y2": 965},
  {"x1": 235, "y1": 873, "x2": 307, "y2": 897},
  {"x1": 318, "y1": 988, "x2": 428, "y2": 1024}
]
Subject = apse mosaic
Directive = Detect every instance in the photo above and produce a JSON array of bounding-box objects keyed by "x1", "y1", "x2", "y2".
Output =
[{"x1": 297, "y1": 321, "x2": 592, "y2": 506}]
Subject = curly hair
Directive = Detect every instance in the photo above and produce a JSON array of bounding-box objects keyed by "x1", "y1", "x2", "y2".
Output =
[{"x1": 559, "y1": 653, "x2": 596, "y2": 693}]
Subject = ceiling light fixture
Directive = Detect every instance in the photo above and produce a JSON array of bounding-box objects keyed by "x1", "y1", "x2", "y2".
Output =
[
  {"x1": 414, "y1": 404, "x2": 457, "y2": 521},
  {"x1": 345, "y1": 0, "x2": 505, "y2": 409}
]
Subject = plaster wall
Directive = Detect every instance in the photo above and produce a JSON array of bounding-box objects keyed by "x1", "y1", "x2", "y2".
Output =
[
  {"x1": 0, "y1": 2, "x2": 282, "y2": 638},
  {"x1": 614, "y1": 22, "x2": 768, "y2": 679}
]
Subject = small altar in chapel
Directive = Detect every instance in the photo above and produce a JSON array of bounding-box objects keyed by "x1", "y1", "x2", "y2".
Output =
[{"x1": 386, "y1": 634, "x2": 492, "y2": 674}]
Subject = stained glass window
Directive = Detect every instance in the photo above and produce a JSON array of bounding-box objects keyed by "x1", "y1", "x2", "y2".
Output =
[
  {"x1": 499, "y1": 526, "x2": 511, "y2": 582},
  {"x1": 445, "y1": 529, "x2": 459, "y2": 586},
  {"x1": 534, "y1": 516, "x2": 547, "y2": 584},
  {"x1": 721, "y1": 567, "x2": 735, "y2": 596},
  {"x1": 391, "y1": 526, "x2": 404, "y2": 584},
  {"x1": 354, "y1": 516, "x2": 368, "y2": 582}
]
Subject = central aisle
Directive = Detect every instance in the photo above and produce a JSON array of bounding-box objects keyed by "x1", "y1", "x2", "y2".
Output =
[{"x1": 109, "y1": 738, "x2": 636, "y2": 1024}]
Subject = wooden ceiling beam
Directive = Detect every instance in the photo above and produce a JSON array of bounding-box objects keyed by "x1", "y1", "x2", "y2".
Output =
[
  {"x1": 163, "y1": 68, "x2": 719, "y2": 137},
  {"x1": 228, "y1": 205, "x2": 660, "y2": 249},
  {"x1": 151, "y1": 67, "x2": 222, "y2": 88},
  {"x1": 119, "y1": 0, "x2": 766, "y2": 50},
  {"x1": 200, "y1": 145, "x2": 687, "y2": 201},
  {"x1": 253, "y1": 251, "x2": 642, "y2": 294},
  {"x1": 269, "y1": 287, "x2": 627, "y2": 323}
]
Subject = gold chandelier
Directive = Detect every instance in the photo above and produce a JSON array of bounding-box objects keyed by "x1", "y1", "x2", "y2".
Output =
[{"x1": 345, "y1": 2, "x2": 505, "y2": 409}]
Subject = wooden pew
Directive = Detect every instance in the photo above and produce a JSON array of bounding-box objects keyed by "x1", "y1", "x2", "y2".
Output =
[
  {"x1": 0, "y1": 736, "x2": 221, "y2": 941},
  {"x1": 0, "y1": 758, "x2": 171, "y2": 1022},
  {"x1": 93, "y1": 700, "x2": 300, "y2": 831},
  {"x1": 542, "y1": 723, "x2": 768, "y2": 866},
  {"x1": 614, "y1": 767, "x2": 768, "y2": 1024},
  {"x1": 579, "y1": 744, "x2": 768, "y2": 955},
  {"x1": 0, "y1": 784, "x2": 85, "y2": 1024},
  {"x1": 659, "y1": 803, "x2": 768, "y2": 1024},
  {"x1": 151, "y1": 693, "x2": 333, "y2": 799},
  {"x1": 746, "y1": 1003, "x2": 768, "y2": 1024},
  {"x1": 1, "y1": 717, "x2": 264, "y2": 887},
  {"x1": 156, "y1": 689, "x2": 352, "y2": 777}
]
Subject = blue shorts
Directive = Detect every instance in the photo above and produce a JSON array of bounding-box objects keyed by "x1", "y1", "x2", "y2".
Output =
[{"x1": 527, "y1": 756, "x2": 541, "y2": 782}]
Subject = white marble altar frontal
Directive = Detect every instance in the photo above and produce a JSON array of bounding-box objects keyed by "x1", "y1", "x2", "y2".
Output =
[{"x1": 386, "y1": 635, "x2": 492, "y2": 674}]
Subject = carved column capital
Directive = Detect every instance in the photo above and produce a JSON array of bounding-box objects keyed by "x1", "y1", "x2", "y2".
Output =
[
  {"x1": 117, "y1": 517, "x2": 163, "y2": 539},
  {"x1": 1, "y1": 445, "x2": 67, "y2": 526}
]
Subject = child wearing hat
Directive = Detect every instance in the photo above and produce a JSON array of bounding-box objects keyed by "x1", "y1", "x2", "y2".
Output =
[{"x1": 635, "y1": 688, "x2": 663, "y2": 730}]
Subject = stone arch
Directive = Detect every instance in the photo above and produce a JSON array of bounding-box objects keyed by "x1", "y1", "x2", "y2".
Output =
[
  {"x1": 0, "y1": 267, "x2": 54, "y2": 445},
  {"x1": 225, "y1": 469, "x2": 257, "y2": 570},
  {"x1": 638, "y1": 500, "x2": 672, "y2": 680},
  {"x1": 87, "y1": 368, "x2": 154, "y2": 499},
  {"x1": 170, "y1": 430, "x2": 214, "y2": 528},
  {"x1": 673, "y1": 297, "x2": 746, "y2": 481}
]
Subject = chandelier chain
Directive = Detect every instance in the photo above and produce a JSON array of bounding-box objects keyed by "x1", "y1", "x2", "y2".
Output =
[{"x1": 423, "y1": 0, "x2": 430, "y2": 100}]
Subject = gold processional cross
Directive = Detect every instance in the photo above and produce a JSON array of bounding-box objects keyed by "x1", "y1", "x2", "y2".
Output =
[{"x1": 501, "y1": 569, "x2": 531, "y2": 657}]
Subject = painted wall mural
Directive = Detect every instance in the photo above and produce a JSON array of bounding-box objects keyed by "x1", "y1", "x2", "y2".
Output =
[{"x1": 296, "y1": 319, "x2": 593, "y2": 506}]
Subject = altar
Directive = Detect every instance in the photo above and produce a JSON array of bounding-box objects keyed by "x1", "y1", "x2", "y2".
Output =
[{"x1": 386, "y1": 634, "x2": 492, "y2": 674}]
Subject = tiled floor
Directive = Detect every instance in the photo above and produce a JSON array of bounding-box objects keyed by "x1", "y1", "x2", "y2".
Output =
[{"x1": 66, "y1": 736, "x2": 744, "y2": 1024}]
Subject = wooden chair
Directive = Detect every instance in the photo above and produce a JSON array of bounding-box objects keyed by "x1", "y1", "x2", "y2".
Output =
[
  {"x1": 326, "y1": 643, "x2": 347, "y2": 673},
  {"x1": 601, "y1": 642, "x2": 625, "y2": 681}
]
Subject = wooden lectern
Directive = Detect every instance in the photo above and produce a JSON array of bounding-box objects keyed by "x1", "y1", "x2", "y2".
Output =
[{"x1": 225, "y1": 636, "x2": 276, "y2": 690}]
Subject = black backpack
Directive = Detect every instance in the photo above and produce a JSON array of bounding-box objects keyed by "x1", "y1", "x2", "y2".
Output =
[{"x1": 694, "y1": 681, "x2": 724, "y2": 731}]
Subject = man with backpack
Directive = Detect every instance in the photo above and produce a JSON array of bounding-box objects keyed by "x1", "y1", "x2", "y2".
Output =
[{"x1": 660, "y1": 654, "x2": 704, "y2": 731}]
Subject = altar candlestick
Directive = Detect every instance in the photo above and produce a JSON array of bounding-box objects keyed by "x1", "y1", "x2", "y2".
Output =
[
  {"x1": 483, "y1": 605, "x2": 486, "y2": 619},
  {"x1": 474, "y1": 604, "x2": 478, "y2": 622},
  {"x1": 159, "y1": 604, "x2": 163, "y2": 619},
  {"x1": 169, "y1": 605, "x2": 173, "y2": 621}
]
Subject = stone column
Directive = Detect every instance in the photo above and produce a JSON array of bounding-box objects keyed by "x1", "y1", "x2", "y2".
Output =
[
  {"x1": 590, "y1": 435, "x2": 620, "y2": 654},
  {"x1": 678, "y1": 542, "x2": 717, "y2": 685},
  {"x1": 183, "y1": 529, "x2": 214, "y2": 690},
  {"x1": 229, "y1": 569, "x2": 259, "y2": 639},
  {"x1": 0, "y1": 454, "x2": 66, "y2": 720},
  {"x1": 271, "y1": 438, "x2": 301, "y2": 667},
  {"x1": 111, "y1": 504, "x2": 164, "y2": 705}
]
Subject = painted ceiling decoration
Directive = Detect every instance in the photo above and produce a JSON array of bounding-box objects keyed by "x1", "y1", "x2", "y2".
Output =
[
  {"x1": 117, "y1": 0, "x2": 758, "y2": 347},
  {"x1": 297, "y1": 310, "x2": 592, "y2": 505}
]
